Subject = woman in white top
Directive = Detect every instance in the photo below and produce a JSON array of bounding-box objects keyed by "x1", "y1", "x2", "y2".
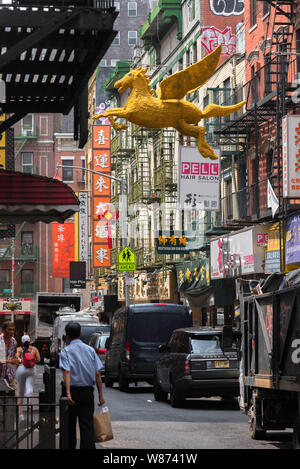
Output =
[{"x1": 15, "y1": 335, "x2": 40, "y2": 422}]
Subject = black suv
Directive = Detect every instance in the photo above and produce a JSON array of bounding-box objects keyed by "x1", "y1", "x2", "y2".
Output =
[{"x1": 153, "y1": 327, "x2": 240, "y2": 407}]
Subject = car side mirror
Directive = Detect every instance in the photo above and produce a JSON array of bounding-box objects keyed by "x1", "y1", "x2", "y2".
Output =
[{"x1": 221, "y1": 325, "x2": 233, "y2": 351}]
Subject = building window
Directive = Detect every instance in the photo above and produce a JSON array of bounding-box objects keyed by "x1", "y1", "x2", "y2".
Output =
[
  {"x1": 0, "y1": 270, "x2": 10, "y2": 290},
  {"x1": 114, "y1": 1, "x2": 120, "y2": 11},
  {"x1": 62, "y1": 159, "x2": 74, "y2": 182},
  {"x1": 112, "y1": 32, "x2": 120, "y2": 46},
  {"x1": 263, "y1": 1, "x2": 270, "y2": 16},
  {"x1": 128, "y1": 2, "x2": 137, "y2": 17},
  {"x1": 128, "y1": 31, "x2": 137, "y2": 46},
  {"x1": 21, "y1": 232, "x2": 33, "y2": 255},
  {"x1": 226, "y1": 178, "x2": 233, "y2": 219},
  {"x1": 193, "y1": 42, "x2": 197, "y2": 64},
  {"x1": 250, "y1": 0, "x2": 257, "y2": 27},
  {"x1": 21, "y1": 152, "x2": 33, "y2": 174},
  {"x1": 21, "y1": 114, "x2": 33, "y2": 136},
  {"x1": 186, "y1": 49, "x2": 191, "y2": 67},
  {"x1": 99, "y1": 59, "x2": 107, "y2": 67},
  {"x1": 21, "y1": 269, "x2": 34, "y2": 294},
  {"x1": 110, "y1": 59, "x2": 118, "y2": 67},
  {"x1": 81, "y1": 158, "x2": 86, "y2": 183},
  {"x1": 178, "y1": 57, "x2": 183, "y2": 71},
  {"x1": 189, "y1": 0, "x2": 195, "y2": 21}
]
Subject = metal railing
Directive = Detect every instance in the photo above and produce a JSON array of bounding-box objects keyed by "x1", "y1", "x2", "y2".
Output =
[
  {"x1": 220, "y1": 176, "x2": 279, "y2": 224},
  {"x1": 12, "y1": 0, "x2": 115, "y2": 9},
  {"x1": 0, "y1": 366, "x2": 69, "y2": 449}
]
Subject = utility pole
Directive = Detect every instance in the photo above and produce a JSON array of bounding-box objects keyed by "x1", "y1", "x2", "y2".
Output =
[{"x1": 56, "y1": 165, "x2": 130, "y2": 307}]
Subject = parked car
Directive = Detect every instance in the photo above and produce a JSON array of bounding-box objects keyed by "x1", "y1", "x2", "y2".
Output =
[
  {"x1": 153, "y1": 327, "x2": 240, "y2": 407},
  {"x1": 49, "y1": 314, "x2": 100, "y2": 368},
  {"x1": 80, "y1": 324, "x2": 111, "y2": 344},
  {"x1": 104, "y1": 303, "x2": 193, "y2": 391},
  {"x1": 89, "y1": 332, "x2": 110, "y2": 375}
]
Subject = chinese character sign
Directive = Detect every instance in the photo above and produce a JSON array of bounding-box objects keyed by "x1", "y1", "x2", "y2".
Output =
[
  {"x1": 52, "y1": 223, "x2": 75, "y2": 277},
  {"x1": 282, "y1": 115, "x2": 300, "y2": 198},
  {"x1": 78, "y1": 192, "x2": 88, "y2": 272},
  {"x1": 178, "y1": 145, "x2": 220, "y2": 210},
  {"x1": 92, "y1": 125, "x2": 111, "y2": 268}
]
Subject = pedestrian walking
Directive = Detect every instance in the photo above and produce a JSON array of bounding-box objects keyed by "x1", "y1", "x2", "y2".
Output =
[
  {"x1": 15, "y1": 335, "x2": 40, "y2": 422},
  {"x1": 0, "y1": 321, "x2": 18, "y2": 392},
  {"x1": 59, "y1": 321, "x2": 105, "y2": 449}
]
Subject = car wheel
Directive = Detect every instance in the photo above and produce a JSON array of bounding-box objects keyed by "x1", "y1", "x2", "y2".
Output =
[
  {"x1": 170, "y1": 380, "x2": 185, "y2": 408},
  {"x1": 153, "y1": 375, "x2": 168, "y2": 402},
  {"x1": 119, "y1": 369, "x2": 129, "y2": 392},
  {"x1": 249, "y1": 392, "x2": 266, "y2": 440},
  {"x1": 293, "y1": 417, "x2": 300, "y2": 449}
]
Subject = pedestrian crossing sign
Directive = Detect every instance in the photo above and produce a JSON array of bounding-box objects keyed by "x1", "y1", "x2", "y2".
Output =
[{"x1": 118, "y1": 246, "x2": 136, "y2": 271}]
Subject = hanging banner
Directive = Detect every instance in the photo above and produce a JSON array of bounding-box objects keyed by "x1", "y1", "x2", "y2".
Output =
[
  {"x1": 286, "y1": 213, "x2": 300, "y2": 265},
  {"x1": 282, "y1": 115, "x2": 300, "y2": 198},
  {"x1": 52, "y1": 223, "x2": 75, "y2": 277},
  {"x1": 176, "y1": 259, "x2": 210, "y2": 292},
  {"x1": 78, "y1": 191, "x2": 89, "y2": 272},
  {"x1": 267, "y1": 179, "x2": 279, "y2": 218},
  {"x1": 70, "y1": 261, "x2": 86, "y2": 289},
  {"x1": 178, "y1": 145, "x2": 220, "y2": 211}
]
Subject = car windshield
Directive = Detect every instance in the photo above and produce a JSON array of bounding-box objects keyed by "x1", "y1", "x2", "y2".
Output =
[{"x1": 190, "y1": 335, "x2": 222, "y2": 354}]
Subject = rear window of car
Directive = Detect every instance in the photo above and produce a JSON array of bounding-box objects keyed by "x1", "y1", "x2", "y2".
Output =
[
  {"x1": 131, "y1": 313, "x2": 188, "y2": 343},
  {"x1": 190, "y1": 335, "x2": 222, "y2": 354},
  {"x1": 80, "y1": 325, "x2": 103, "y2": 344},
  {"x1": 98, "y1": 335, "x2": 109, "y2": 348}
]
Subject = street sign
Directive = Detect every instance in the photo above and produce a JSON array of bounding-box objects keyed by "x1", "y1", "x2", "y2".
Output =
[{"x1": 118, "y1": 247, "x2": 136, "y2": 272}]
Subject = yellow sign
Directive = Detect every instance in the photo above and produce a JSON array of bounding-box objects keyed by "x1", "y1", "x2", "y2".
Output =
[
  {"x1": 118, "y1": 247, "x2": 136, "y2": 272},
  {"x1": 0, "y1": 149, "x2": 5, "y2": 170}
]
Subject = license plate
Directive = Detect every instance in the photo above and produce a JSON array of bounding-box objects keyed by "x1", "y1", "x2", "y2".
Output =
[{"x1": 215, "y1": 360, "x2": 229, "y2": 368}]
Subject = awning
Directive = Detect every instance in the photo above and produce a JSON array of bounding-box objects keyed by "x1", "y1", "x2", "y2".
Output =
[{"x1": 0, "y1": 170, "x2": 80, "y2": 223}]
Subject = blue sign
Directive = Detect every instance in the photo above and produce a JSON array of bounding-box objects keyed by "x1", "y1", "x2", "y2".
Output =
[{"x1": 265, "y1": 250, "x2": 280, "y2": 273}]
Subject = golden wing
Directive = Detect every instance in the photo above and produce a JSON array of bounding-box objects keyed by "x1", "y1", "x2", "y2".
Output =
[{"x1": 158, "y1": 45, "x2": 222, "y2": 101}]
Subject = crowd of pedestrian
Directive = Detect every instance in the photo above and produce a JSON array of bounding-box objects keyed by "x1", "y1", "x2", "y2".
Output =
[{"x1": 0, "y1": 320, "x2": 105, "y2": 449}]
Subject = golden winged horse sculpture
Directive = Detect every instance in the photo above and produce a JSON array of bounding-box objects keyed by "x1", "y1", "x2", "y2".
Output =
[{"x1": 93, "y1": 45, "x2": 245, "y2": 160}]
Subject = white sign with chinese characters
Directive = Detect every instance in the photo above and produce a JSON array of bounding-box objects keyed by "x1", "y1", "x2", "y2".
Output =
[
  {"x1": 78, "y1": 192, "x2": 88, "y2": 270},
  {"x1": 282, "y1": 115, "x2": 300, "y2": 198},
  {"x1": 178, "y1": 146, "x2": 220, "y2": 211}
]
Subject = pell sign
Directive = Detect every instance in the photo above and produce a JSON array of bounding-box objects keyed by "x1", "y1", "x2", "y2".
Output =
[{"x1": 178, "y1": 146, "x2": 220, "y2": 211}]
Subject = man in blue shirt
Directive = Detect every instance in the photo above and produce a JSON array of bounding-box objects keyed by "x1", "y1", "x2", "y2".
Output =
[{"x1": 60, "y1": 321, "x2": 105, "y2": 449}]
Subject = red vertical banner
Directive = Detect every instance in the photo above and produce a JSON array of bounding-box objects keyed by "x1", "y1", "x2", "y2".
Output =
[
  {"x1": 52, "y1": 223, "x2": 75, "y2": 277},
  {"x1": 92, "y1": 125, "x2": 111, "y2": 268}
]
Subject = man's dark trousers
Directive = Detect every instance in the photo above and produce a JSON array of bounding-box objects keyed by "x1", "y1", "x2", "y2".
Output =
[{"x1": 68, "y1": 386, "x2": 95, "y2": 449}]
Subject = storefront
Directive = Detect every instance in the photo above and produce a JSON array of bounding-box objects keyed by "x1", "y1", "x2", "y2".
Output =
[
  {"x1": 117, "y1": 270, "x2": 178, "y2": 304},
  {"x1": 210, "y1": 224, "x2": 272, "y2": 327}
]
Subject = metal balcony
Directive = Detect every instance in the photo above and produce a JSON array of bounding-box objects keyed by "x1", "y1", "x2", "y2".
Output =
[
  {"x1": 140, "y1": 0, "x2": 183, "y2": 42},
  {"x1": 0, "y1": 245, "x2": 39, "y2": 261}
]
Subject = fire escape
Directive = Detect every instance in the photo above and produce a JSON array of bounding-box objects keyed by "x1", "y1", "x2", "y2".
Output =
[{"x1": 216, "y1": 0, "x2": 299, "y2": 229}]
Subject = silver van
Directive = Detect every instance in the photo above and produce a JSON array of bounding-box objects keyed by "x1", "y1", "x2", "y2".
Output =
[{"x1": 49, "y1": 314, "x2": 100, "y2": 367}]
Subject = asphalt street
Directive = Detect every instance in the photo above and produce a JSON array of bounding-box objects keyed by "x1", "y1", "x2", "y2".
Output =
[{"x1": 34, "y1": 364, "x2": 293, "y2": 450}]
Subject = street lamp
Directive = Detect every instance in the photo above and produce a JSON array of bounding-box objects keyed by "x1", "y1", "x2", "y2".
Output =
[{"x1": 56, "y1": 164, "x2": 130, "y2": 307}]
